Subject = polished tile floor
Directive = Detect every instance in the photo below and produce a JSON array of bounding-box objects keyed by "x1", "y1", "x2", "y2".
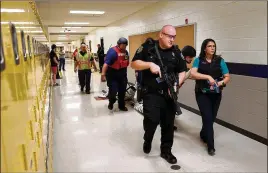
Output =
[{"x1": 52, "y1": 61, "x2": 267, "y2": 172}]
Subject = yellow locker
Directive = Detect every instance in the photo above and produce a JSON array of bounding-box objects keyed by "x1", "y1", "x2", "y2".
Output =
[
  {"x1": 1, "y1": 1, "x2": 51, "y2": 172},
  {"x1": 1, "y1": 135, "x2": 8, "y2": 172},
  {"x1": 1, "y1": 22, "x2": 30, "y2": 173}
]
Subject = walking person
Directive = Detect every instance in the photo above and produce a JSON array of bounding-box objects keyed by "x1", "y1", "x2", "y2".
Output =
[{"x1": 191, "y1": 38, "x2": 230, "y2": 156}]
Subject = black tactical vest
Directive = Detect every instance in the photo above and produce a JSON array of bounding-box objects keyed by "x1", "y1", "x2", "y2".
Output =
[
  {"x1": 141, "y1": 42, "x2": 181, "y2": 91},
  {"x1": 195, "y1": 56, "x2": 223, "y2": 93}
]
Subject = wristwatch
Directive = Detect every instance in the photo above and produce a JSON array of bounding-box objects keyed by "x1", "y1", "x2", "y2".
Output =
[{"x1": 222, "y1": 82, "x2": 226, "y2": 87}]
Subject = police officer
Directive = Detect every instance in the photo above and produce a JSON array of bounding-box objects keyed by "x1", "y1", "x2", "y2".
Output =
[
  {"x1": 191, "y1": 38, "x2": 230, "y2": 156},
  {"x1": 74, "y1": 43, "x2": 97, "y2": 94},
  {"x1": 101, "y1": 37, "x2": 129, "y2": 111},
  {"x1": 131, "y1": 25, "x2": 187, "y2": 164}
]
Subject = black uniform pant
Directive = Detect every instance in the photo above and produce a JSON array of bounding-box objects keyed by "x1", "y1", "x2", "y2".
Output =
[
  {"x1": 195, "y1": 92, "x2": 222, "y2": 149},
  {"x1": 107, "y1": 74, "x2": 127, "y2": 108},
  {"x1": 78, "y1": 69, "x2": 92, "y2": 91},
  {"x1": 99, "y1": 58, "x2": 104, "y2": 72},
  {"x1": 143, "y1": 93, "x2": 176, "y2": 150}
]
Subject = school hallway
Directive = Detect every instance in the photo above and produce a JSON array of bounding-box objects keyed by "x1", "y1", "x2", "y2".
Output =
[{"x1": 51, "y1": 61, "x2": 267, "y2": 172}]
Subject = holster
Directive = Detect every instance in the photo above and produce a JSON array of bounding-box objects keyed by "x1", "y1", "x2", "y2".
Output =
[
  {"x1": 136, "y1": 85, "x2": 143, "y2": 102},
  {"x1": 137, "y1": 86, "x2": 150, "y2": 102}
]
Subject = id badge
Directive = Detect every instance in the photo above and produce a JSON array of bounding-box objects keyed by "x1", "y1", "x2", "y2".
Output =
[{"x1": 156, "y1": 77, "x2": 164, "y2": 83}]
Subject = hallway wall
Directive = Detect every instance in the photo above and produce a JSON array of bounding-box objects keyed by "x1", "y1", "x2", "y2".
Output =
[{"x1": 86, "y1": 1, "x2": 267, "y2": 140}]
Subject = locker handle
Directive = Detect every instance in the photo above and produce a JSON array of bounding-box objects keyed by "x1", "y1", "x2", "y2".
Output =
[
  {"x1": 21, "y1": 144, "x2": 28, "y2": 171},
  {"x1": 29, "y1": 120, "x2": 34, "y2": 140}
]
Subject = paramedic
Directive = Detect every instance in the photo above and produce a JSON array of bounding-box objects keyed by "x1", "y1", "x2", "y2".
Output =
[
  {"x1": 74, "y1": 43, "x2": 97, "y2": 94},
  {"x1": 101, "y1": 37, "x2": 129, "y2": 111}
]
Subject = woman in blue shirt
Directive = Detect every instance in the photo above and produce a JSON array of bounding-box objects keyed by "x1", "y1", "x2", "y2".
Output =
[{"x1": 191, "y1": 38, "x2": 230, "y2": 156}]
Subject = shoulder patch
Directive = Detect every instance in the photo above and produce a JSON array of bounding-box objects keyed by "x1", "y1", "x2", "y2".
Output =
[{"x1": 137, "y1": 46, "x2": 143, "y2": 54}]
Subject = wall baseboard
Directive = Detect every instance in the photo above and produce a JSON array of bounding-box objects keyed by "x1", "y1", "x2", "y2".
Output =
[{"x1": 178, "y1": 102, "x2": 268, "y2": 146}]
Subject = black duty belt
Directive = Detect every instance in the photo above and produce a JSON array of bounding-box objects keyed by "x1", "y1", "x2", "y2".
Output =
[{"x1": 147, "y1": 88, "x2": 169, "y2": 97}]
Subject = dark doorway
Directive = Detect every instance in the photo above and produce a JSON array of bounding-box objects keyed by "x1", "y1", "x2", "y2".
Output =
[{"x1": 100, "y1": 37, "x2": 104, "y2": 49}]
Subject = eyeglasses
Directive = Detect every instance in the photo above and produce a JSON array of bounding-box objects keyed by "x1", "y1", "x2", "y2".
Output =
[{"x1": 162, "y1": 32, "x2": 176, "y2": 40}]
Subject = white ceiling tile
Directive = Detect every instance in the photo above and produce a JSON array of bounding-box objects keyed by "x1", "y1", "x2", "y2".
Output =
[{"x1": 36, "y1": 0, "x2": 157, "y2": 42}]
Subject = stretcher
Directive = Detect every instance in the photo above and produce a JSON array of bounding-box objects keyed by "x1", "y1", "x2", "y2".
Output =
[{"x1": 97, "y1": 82, "x2": 137, "y2": 105}]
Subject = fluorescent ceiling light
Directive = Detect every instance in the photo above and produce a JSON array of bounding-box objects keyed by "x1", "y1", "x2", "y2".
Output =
[
  {"x1": 1, "y1": 8, "x2": 25, "y2": 13},
  {"x1": 24, "y1": 30, "x2": 43, "y2": 33},
  {"x1": 60, "y1": 31, "x2": 76, "y2": 33},
  {"x1": 1, "y1": 21, "x2": 34, "y2": 25},
  {"x1": 32, "y1": 35, "x2": 45, "y2": 37},
  {"x1": 16, "y1": 26, "x2": 38, "y2": 29},
  {"x1": 64, "y1": 22, "x2": 89, "y2": 25},
  {"x1": 70, "y1": 10, "x2": 105, "y2": 15},
  {"x1": 62, "y1": 27, "x2": 82, "y2": 29}
]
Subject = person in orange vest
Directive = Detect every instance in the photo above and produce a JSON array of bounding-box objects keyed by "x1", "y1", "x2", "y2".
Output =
[
  {"x1": 74, "y1": 43, "x2": 97, "y2": 94},
  {"x1": 101, "y1": 37, "x2": 129, "y2": 111}
]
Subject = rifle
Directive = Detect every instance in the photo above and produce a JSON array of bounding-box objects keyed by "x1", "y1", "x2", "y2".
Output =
[{"x1": 154, "y1": 43, "x2": 182, "y2": 115}]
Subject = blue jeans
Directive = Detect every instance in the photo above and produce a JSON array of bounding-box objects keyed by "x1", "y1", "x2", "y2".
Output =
[{"x1": 59, "y1": 58, "x2": 65, "y2": 71}]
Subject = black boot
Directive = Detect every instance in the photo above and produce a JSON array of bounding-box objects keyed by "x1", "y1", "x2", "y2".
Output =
[
  {"x1": 143, "y1": 141, "x2": 151, "y2": 154},
  {"x1": 207, "y1": 147, "x2": 215, "y2": 156},
  {"x1": 160, "y1": 149, "x2": 177, "y2": 164}
]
